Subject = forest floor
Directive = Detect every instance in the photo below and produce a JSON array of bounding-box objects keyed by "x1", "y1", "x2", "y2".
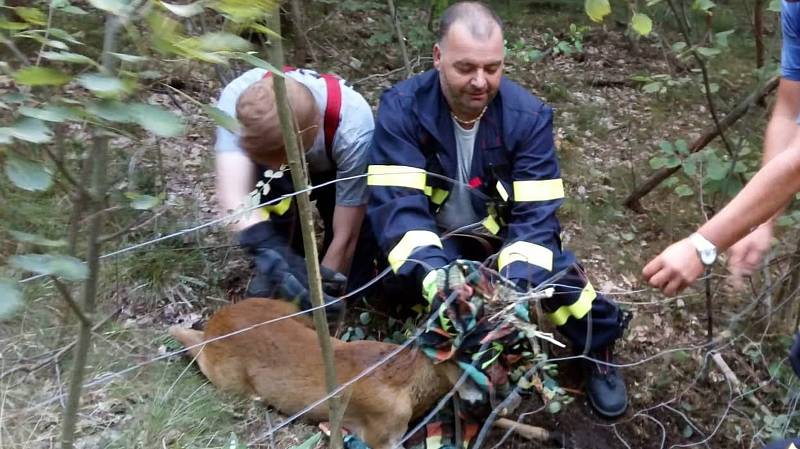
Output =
[{"x1": 2, "y1": 1, "x2": 799, "y2": 449}]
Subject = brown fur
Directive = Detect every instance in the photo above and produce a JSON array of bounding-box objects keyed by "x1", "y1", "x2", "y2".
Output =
[{"x1": 169, "y1": 298, "x2": 460, "y2": 449}]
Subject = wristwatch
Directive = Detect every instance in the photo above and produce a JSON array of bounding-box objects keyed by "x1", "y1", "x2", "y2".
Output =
[{"x1": 688, "y1": 233, "x2": 717, "y2": 266}]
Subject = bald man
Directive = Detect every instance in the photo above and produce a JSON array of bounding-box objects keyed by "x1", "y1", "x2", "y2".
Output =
[
  {"x1": 367, "y1": 1, "x2": 629, "y2": 418},
  {"x1": 214, "y1": 67, "x2": 374, "y2": 310}
]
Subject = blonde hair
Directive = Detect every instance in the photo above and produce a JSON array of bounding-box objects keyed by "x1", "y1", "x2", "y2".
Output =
[{"x1": 235, "y1": 76, "x2": 319, "y2": 164}]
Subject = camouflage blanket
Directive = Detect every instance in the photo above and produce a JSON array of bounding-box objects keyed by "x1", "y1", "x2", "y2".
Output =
[{"x1": 341, "y1": 260, "x2": 563, "y2": 449}]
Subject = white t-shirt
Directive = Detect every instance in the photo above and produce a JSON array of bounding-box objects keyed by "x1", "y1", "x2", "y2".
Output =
[
  {"x1": 214, "y1": 68, "x2": 374, "y2": 206},
  {"x1": 436, "y1": 119, "x2": 481, "y2": 230}
]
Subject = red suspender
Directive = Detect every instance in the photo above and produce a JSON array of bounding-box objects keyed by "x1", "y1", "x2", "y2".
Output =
[
  {"x1": 260, "y1": 67, "x2": 341, "y2": 162},
  {"x1": 319, "y1": 73, "x2": 342, "y2": 162}
]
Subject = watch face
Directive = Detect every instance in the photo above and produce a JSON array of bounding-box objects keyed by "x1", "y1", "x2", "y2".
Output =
[{"x1": 700, "y1": 249, "x2": 716, "y2": 265}]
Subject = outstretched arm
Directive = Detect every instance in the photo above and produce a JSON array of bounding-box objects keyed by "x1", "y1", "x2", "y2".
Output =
[
  {"x1": 726, "y1": 78, "x2": 800, "y2": 281},
  {"x1": 216, "y1": 152, "x2": 260, "y2": 232},
  {"x1": 321, "y1": 205, "x2": 365, "y2": 274},
  {"x1": 643, "y1": 141, "x2": 800, "y2": 295}
]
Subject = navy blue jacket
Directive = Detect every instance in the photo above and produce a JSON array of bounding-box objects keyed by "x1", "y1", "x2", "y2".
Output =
[{"x1": 367, "y1": 69, "x2": 574, "y2": 287}]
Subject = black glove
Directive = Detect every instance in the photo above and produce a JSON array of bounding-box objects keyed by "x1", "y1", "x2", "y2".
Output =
[
  {"x1": 277, "y1": 271, "x2": 343, "y2": 320},
  {"x1": 240, "y1": 221, "x2": 348, "y2": 302},
  {"x1": 790, "y1": 332, "x2": 800, "y2": 379},
  {"x1": 239, "y1": 222, "x2": 292, "y2": 277},
  {"x1": 282, "y1": 251, "x2": 348, "y2": 296},
  {"x1": 320, "y1": 265, "x2": 348, "y2": 296},
  {"x1": 239, "y1": 222, "x2": 310, "y2": 283}
]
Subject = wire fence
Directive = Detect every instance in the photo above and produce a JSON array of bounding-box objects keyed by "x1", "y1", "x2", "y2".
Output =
[{"x1": 5, "y1": 169, "x2": 800, "y2": 449}]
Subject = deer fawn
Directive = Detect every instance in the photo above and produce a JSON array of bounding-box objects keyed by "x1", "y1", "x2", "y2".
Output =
[{"x1": 169, "y1": 298, "x2": 462, "y2": 449}]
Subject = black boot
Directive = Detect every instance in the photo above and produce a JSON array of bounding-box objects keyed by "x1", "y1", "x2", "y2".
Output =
[{"x1": 583, "y1": 345, "x2": 628, "y2": 418}]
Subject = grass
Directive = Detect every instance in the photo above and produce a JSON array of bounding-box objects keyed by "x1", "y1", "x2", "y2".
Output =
[
  {"x1": 104, "y1": 360, "x2": 244, "y2": 449},
  {"x1": 0, "y1": 301, "x2": 245, "y2": 449}
]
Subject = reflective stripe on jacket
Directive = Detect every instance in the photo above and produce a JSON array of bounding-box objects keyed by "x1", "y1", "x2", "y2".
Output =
[{"x1": 368, "y1": 69, "x2": 573, "y2": 286}]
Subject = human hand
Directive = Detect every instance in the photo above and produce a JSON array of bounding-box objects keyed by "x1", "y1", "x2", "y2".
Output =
[
  {"x1": 422, "y1": 267, "x2": 449, "y2": 303},
  {"x1": 320, "y1": 265, "x2": 348, "y2": 297},
  {"x1": 642, "y1": 238, "x2": 705, "y2": 296},
  {"x1": 277, "y1": 272, "x2": 343, "y2": 320},
  {"x1": 726, "y1": 224, "x2": 773, "y2": 288},
  {"x1": 421, "y1": 260, "x2": 485, "y2": 303}
]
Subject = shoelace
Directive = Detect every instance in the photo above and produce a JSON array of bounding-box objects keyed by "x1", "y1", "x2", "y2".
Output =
[{"x1": 590, "y1": 347, "x2": 612, "y2": 377}]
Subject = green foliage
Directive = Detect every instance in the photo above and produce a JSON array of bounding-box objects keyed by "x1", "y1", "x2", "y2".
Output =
[
  {"x1": 10, "y1": 254, "x2": 89, "y2": 281},
  {"x1": 9, "y1": 230, "x2": 66, "y2": 247},
  {"x1": 4, "y1": 155, "x2": 53, "y2": 191},
  {"x1": 506, "y1": 38, "x2": 546, "y2": 63},
  {"x1": 76, "y1": 73, "x2": 132, "y2": 96},
  {"x1": 649, "y1": 134, "x2": 761, "y2": 200},
  {"x1": 506, "y1": 24, "x2": 587, "y2": 63},
  {"x1": 585, "y1": 0, "x2": 611, "y2": 22},
  {"x1": 0, "y1": 280, "x2": 23, "y2": 319},
  {"x1": 341, "y1": 325, "x2": 367, "y2": 341},
  {"x1": 631, "y1": 73, "x2": 691, "y2": 96},
  {"x1": 125, "y1": 192, "x2": 163, "y2": 210},
  {"x1": 127, "y1": 103, "x2": 185, "y2": 137},
  {"x1": 692, "y1": 0, "x2": 716, "y2": 14},
  {"x1": 0, "y1": 0, "x2": 278, "y2": 322},
  {"x1": 13, "y1": 67, "x2": 72, "y2": 86},
  {"x1": 39, "y1": 51, "x2": 98, "y2": 65},
  {"x1": 585, "y1": 0, "x2": 652, "y2": 36},
  {"x1": 631, "y1": 13, "x2": 653, "y2": 36}
]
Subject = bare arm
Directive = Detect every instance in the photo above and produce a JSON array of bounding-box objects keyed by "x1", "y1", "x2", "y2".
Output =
[
  {"x1": 764, "y1": 80, "x2": 800, "y2": 164},
  {"x1": 698, "y1": 143, "x2": 800, "y2": 250},
  {"x1": 216, "y1": 152, "x2": 260, "y2": 232},
  {"x1": 644, "y1": 79, "x2": 800, "y2": 295},
  {"x1": 757, "y1": 79, "x2": 800, "y2": 221},
  {"x1": 644, "y1": 143, "x2": 800, "y2": 295},
  {"x1": 723, "y1": 79, "x2": 800, "y2": 281},
  {"x1": 320, "y1": 205, "x2": 365, "y2": 275}
]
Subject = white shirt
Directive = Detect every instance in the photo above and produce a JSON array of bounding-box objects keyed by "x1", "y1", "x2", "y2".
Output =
[
  {"x1": 436, "y1": 119, "x2": 481, "y2": 230},
  {"x1": 214, "y1": 68, "x2": 374, "y2": 206}
]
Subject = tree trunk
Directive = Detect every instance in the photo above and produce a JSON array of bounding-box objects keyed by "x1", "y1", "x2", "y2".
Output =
[
  {"x1": 59, "y1": 15, "x2": 119, "y2": 449},
  {"x1": 289, "y1": 0, "x2": 315, "y2": 64}
]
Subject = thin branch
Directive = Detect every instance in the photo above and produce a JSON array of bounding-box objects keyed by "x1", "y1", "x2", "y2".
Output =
[
  {"x1": 99, "y1": 208, "x2": 166, "y2": 244},
  {"x1": 34, "y1": 0, "x2": 57, "y2": 67},
  {"x1": 755, "y1": 0, "x2": 765, "y2": 69},
  {"x1": 387, "y1": 0, "x2": 412, "y2": 77},
  {"x1": 51, "y1": 278, "x2": 92, "y2": 328},
  {"x1": 42, "y1": 138, "x2": 88, "y2": 196},
  {"x1": 666, "y1": 0, "x2": 740, "y2": 163},
  {"x1": 0, "y1": 34, "x2": 31, "y2": 66},
  {"x1": 711, "y1": 352, "x2": 773, "y2": 417},
  {"x1": 289, "y1": 0, "x2": 316, "y2": 63},
  {"x1": 493, "y1": 418, "x2": 554, "y2": 443}
]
